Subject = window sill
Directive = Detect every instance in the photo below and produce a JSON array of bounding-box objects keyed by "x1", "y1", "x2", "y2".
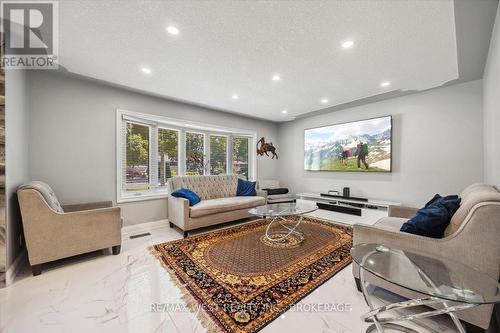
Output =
[{"x1": 117, "y1": 191, "x2": 169, "y2": 204}]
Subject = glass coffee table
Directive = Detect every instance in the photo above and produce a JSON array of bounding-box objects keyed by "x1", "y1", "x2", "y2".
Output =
[
  {"x1": 351, "y1": 243, "x2": 500, "y2": 333},
  {"x1": 249, "y1": 202, "x2": 318, "y2": 244}
]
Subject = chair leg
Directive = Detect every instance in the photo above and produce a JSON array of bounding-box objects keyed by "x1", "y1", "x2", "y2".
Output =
[
  {"x1": 354, "y1": 277, "x2": 362, "y2": 292},
  {"x1": 169, "y1": 222, "x2": 174, "y2": 228},
  {"x1": 112, "y1": 245, "x2": 121, "y2": 255},
  {"x1": 32, "y1": 264, "x2": 42, "y2": 276},
  {"x1": 183, "y1": 231, "x2": 188, "y2": 238}
]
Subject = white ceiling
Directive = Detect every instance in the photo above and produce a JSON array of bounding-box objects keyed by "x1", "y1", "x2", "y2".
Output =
[{"x1": 58, "y1": 0, "x2": 462, "y2": 121}]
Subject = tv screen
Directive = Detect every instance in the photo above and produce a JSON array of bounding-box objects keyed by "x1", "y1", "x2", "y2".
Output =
[{"x1": 304, "y1": 116, "x2": 392, "y2": 172}]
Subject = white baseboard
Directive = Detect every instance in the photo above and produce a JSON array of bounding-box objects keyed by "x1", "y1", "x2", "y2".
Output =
[
  {"x1": 6, "y1": 249, "x2": 27, "y2": 286},
  {"x1": 122, "y1": 219, "x2": 169, "y2": 236}
]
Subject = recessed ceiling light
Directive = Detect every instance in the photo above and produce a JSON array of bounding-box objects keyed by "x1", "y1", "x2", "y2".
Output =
[
  {"x1": 281, "y1": 110, "x2": 288, "y2": 114},
  {"x1": 232, "y1": 94, "x2": 239, "y2": 100},
  {"x1": 380, "y1": 80, "x2": 391, "y2": 88},
  {"x1": 272, "y1": 75, "x2": 281, "y2": 81},
  {"x1": 166, "y1": 26, "x2": 179, "y2": 35},
  {"x1": 141, "y1": 67, "x2": 152, "y2": 74},
  {"x1": 341, "y1": 40, "x2": 354, "y2": 49},
  {"x1": 321, "y1": 98, "x2": 329, "y2": 104}
]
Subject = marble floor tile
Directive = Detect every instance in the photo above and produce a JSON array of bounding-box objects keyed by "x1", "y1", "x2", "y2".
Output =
[{"x1": 0, "y1": 210, "x2": 459, "y2": 333}]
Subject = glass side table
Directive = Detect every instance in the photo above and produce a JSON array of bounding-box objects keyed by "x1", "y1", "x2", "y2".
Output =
[
  {"x1": 249, "y1": 202, "x2": 317, "y2": 244},
  {"x1": 351, "y1": 243, "x2": 500, "y2": 333}
]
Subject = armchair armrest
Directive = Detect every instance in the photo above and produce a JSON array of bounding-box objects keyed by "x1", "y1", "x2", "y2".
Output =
[
  {"x1": 62, "y1": 201, "x2": 113, "y2": 212},
  {"x1": 61, "y1": 206, "x2": 121, "y2": 224},
  {"x1": 353, "y1": 223, "x2": 445, "y2": 254},
  {"x1": 168, "y1": 195, "x2": 189, "y2": 230},
  {"x1": 256, "y1": 190, "x2": 267, "y2": 202},
  {"x1": 25, "y1": 206, "x2": 122, "y2": 265},
  {"x1": 388, "y1": 205, "x2": 418, "y2": 218}
]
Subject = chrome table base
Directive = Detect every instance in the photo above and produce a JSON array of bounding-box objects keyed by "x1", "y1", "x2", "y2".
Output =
[
  {"x1": 358, "y1": 265, "x2": 473, "y2": 333},
  {"x1": 265, "y1": 215, "x2": 304, "y2": 244}
]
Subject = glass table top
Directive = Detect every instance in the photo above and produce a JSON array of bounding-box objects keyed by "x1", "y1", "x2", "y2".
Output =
[
  {"x1": 249, "y1": 202, "x2": 318, "y2": 217},
  {"x1": 351, "y1": 243, "x2": 500, "y2": 305}
]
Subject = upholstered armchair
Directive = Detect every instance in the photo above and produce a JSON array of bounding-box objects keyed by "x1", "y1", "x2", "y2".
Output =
[
  {"x1": 352, "y1": 184, "x2": 500, "y2": 330},
  {"x1": 18, "y1": 181, "x2": 122, "y2": 276}
]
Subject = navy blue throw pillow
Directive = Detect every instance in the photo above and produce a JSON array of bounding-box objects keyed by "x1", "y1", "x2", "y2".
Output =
[
  {"x1": 400, "y1": 195, "x2": 461, "y2": 238},
  {"x1": 171, "y1": 188, "x2": 201, "y2": 206},
  {"x1": 424, "y1": 194, "x2": 442, "y2": 207},
  {"x1": 236, "y1": 178, "x2": 257, "y2": 196}
]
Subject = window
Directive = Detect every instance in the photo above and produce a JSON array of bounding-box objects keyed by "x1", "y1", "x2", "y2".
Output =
[
  {"x1": 117, "y1": 110, "x2": 256, "y2": 202},
  {"x1": 185, "y1": 132, "x2": 205, "y2": 175},
  {"x1": 210, "y1": 135, "x2": 227, "y2": 175},
  {"x1": 158, "y1": 128, "x2": 179, "y2": 186},
  {"x1": 233, "y1": 137, "x2": 249, "y2": 180},
  {"x1": 125, "y1": 122, "x2": 150, "y2": 191}
]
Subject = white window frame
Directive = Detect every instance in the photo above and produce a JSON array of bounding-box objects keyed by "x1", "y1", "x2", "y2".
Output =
[{"x1": 116, "y1": 109, "x2": 257, "y2": 203}]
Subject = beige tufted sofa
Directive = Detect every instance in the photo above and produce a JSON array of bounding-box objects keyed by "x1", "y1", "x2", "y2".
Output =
[
  {"x1": 352, "y1": 183, "x2": 500, "y2": 330},
  {"x1": 167, "y1": 175, "x2": 267, "y2": 237}
]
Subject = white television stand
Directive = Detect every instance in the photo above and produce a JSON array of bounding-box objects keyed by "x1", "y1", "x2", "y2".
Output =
[{"x1": 297, "y1": 192, "x2": 400, "y2": 216}]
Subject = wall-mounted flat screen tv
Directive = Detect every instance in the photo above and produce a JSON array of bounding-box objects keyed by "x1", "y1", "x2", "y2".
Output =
[{"x1": 304, "y1": 116, "x2": 392, "y2": 172}]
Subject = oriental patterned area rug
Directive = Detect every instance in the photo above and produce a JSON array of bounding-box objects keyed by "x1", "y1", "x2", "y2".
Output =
[{"x1": 151, "y1": 217, "x2": 353, "y2": 333}]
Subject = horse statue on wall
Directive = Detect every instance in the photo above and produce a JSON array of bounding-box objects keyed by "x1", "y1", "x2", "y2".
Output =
[{"x1": 256, "y1": 137, "x2": 278, "y2": 159}]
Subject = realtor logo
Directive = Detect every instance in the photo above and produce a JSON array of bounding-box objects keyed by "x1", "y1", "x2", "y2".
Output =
[{"x1": 1, "y1": 1, "x2": 58, "y2": 69}]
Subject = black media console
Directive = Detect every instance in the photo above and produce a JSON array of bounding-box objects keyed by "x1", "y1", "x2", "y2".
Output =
[{"x1": 316, "y1": 202, "x2": 362, "y2": 216}]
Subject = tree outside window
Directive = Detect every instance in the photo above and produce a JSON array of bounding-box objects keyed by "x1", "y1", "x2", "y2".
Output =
[
  {"x1": 210, "y1": 135, "x2": 227, "y2": 175},
  {"x1": 125, "y1": 122, "x2": 150, "y2": 190},
  {"x1": 232, "y1": 137, "x2": 249, "y2": 179},
  {"x1": 186, "y1": 132, "x2": 205, "y2": 175},
  {"x1": 158, "y1": 128, "x2": 179, "y2": 186}
]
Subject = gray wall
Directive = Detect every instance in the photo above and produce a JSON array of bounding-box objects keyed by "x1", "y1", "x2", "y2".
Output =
[
  {"x1": 277, "y1": 80, "x2": 484, "y2": 207},
  {"x1": 22, "y1": 71, "x2": 488, "y2": 222},
  {"x1": 27, "y1": 71, "x2": 279, "y2": 225},
  {"x1": 484, "y1": 5, "x2": 500, "y2": 188},
  {"x1": 5, "y1": 70, "x2": 29, "y2": 266}
]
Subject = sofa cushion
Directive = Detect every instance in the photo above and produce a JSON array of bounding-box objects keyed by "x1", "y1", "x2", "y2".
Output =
[
  {"x1": 190, "y1": 196, "x2": 265, "y2": 218},
  {"x1": 400, "y1": 196, "x2": 461, "y2": 238},
  {"x1": 18, "y1": 181, "x2": 64, "y2": 213}
]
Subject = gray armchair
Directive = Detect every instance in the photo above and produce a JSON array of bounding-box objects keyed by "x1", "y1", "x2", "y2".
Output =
[{"x1": 352, "y1": 184, "x2": 500, "y2": 330}]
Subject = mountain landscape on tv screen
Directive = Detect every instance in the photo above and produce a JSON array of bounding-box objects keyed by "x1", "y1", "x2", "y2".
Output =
[{"x1": 304, "y1": 117, "x2": 392, "y2": 172}]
